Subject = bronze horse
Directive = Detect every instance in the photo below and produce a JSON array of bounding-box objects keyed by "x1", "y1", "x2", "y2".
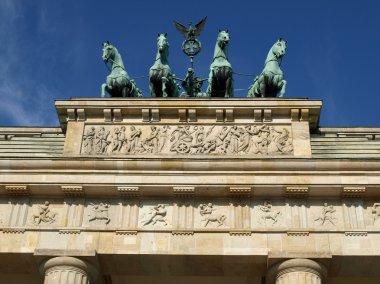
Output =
[
  {"x1": 101, "y1": 41, "x2": 141, "y2": 98},
  {"x1": 149, "y1": 33, "x2": 179, "y2": 97},
  {"x1": 206, "y1": 30, "x2": 233, "y2": 97}
]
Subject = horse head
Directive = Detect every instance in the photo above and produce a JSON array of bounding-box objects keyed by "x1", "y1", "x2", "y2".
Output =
[
  {"x1": 157, "y1": 33, "x2": 169, "y2": 54},
  {"x1": 217, "y1": 30, "x2": 229, "y2": 49},
  {"x1": 102, "y1": 41, "x2": 117, "y2": 63},
  {"x1": 271, "y1": 38, "x2": 287, "y2": 59}
]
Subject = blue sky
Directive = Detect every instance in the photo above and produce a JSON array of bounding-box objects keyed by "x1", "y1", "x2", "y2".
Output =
[{"x1": 0, "y1": 0, "x2": 379, "y2": 127}]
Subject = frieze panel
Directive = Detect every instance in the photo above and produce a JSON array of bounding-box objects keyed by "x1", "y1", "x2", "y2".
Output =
[
  {"x1": 194, "y1": 201, "x2": 230, "y2": 229},
  {"x1": 80, "y1": 124, "x2": 293, "y2": 156},
  {"x1": 138, "y1": 202, "x2": 173, "y2": 229},
  {"x1": 308, "y1": 201, "x2": 344, "y2": 229},
  {"x1": 252, "y1": 200, "x2": 285, "y2": 228}
]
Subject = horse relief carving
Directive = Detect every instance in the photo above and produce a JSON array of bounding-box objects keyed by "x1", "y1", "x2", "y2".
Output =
[
  {"x1": 258, "y1": 201, "x2": 281, "y2": 226},
  {"x1": 81, "y1": 124, "x2": 293, "y2": 156},
  {"x1": 199, "y1": 203, "x2": 226, "y2": 227},
  {"x1": 32, "y1": 201, "x2": 57, "y2": 225},
  {"x1": 314, "y1": 203, "x2": 336, "y2": 226},
  {"x1": 140, "y1": 204, "x2": 169, "y2": 227},
  {"x1": 88, "y1": 203, "x2": 110, "y2": 225}
]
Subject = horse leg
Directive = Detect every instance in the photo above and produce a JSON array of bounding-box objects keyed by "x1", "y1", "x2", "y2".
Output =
[
  {"x1": 162, "y1": 77, "x2": 168, "y2": 97},
  {"x1": 122, "y1": 87, "x2": 128, "y2": 98},
  {"x1": 279, "y1": 80, "x2": 287, "y2": 97},
  {"x1": 259, "y1": 76, "x2": 266, "y2": 98},
  {"x1": 206, "y1": 70, "x2": 213, "y2": 97},
  {"x1": 101, "y1": 83, "x2": 108, "y2": 98},
  {"x1": 149, "y1": 79, "x2": 156, "y2": 97},
  {"x1": 225, "y1": 75, "x2": 232, "y2": 98}
]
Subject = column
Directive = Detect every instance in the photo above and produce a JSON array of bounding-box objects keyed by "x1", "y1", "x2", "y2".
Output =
[
  {"x1": 267, "y1": 258, "x2": 327, "y2": 284},
  {"x1": 40, "y1": 257, "x2": 98, "y2": 284}
]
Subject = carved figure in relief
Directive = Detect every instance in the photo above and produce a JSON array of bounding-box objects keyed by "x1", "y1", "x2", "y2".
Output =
[
  {"x1": 110, "y1": 127, "x2": 121, "y2": 152},
  {"x1": 170, "y1": 126, "x2": 195, "y2": 153},
  {"x1": 252, "y1": 125, "x2": 271, "y2": 154},
  {"x1": 32, "y1": 201, "x2": 57, "y2": 225},
  {"x1": 88, "y1": 203, "x2": 110, "y2": 225},
  {"x1": 238, "y1": 125, "x2": 258, "y2": 153},
  {"x1": 141, "y1": 204, "x2": 168, "y2": 226},
  {"x1": 214, "y1": 126, "x2": 231, "y2": 153},
  {"x1": 142, "y1": 126, "x2": 160, "y2": 153},
  {"x1": 118, "y1": 126, "x2": 127, "y2": 152},
  {"x1": 199, "y1": 203, "x2": 226, "y2": 227},
  {"x1": 372, "y1": 203, "x2": 380, "y2": 225},
  {"x1": 314, "y1": 203, "x2": 336, "y2": 226},
  {"x1": 269, "y1": 127, "x2": 293, "y2": 153},
  {"x1": 158, "y1": 125, "x2": 170, "y2": 152},
  {"x1": 228, "y1": 126, "x2": 241, "y2": 154},
  {"x1": 83, "y1": 127, "x2": 96, "y2": 154},
  {"x1": 95, "y1": 127, "x2": 110, "y2": 153},
  {"x1": 258, "y1": 201, "x2": 281, "y2": 226},
  {"x1": 126, "y1": 126, "x2": 142, "y2": 153}
]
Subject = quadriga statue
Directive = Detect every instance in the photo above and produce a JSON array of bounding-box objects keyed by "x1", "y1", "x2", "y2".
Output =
[
  {"x1": 149, "y1": 33, "x2": 179, "y2": 97},
  {"x1": 101, "y1": 41, "x2": 142, "y2": 98},
  {"x1": 206, "y1": 30, "x2": 233, "y2": 98},
  {"x1": 248, "y1": 38, "x2": 287, "y2": 98}
]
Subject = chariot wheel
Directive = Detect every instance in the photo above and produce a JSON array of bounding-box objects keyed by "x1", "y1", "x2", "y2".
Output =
[{"x1": 176, "y1": 142, "x2": 190, "y2": 153}]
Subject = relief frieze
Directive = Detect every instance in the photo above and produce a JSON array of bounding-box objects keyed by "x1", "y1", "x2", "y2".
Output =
[{"x1": 81, "y1": 124, "x2": 293, "y2": 156}]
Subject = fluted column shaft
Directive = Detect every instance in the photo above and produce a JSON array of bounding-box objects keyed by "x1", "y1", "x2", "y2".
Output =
[
  {"x1": 40, "y1": 257, "x2": 98, "y2": 284},
  {"x1": 267, "y1": 258, "x2": 327, "y2": 284}
]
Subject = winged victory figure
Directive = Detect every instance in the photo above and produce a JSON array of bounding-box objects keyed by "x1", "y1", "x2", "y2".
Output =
[{"x1": 174, "y1": 16, "x2": 207, "y2": 40}]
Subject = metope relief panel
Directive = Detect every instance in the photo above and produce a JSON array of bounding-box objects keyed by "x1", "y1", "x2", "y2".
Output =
[
  {"x1": 308, "y1": 200, "x2": 344, "y2": 229},
  {"x1": 138, "y1": 201, "x2": 173, "y2": 229},
  {"x1": 28, "y1": 200, "x2": 62, "y2": 227},
  {"x1": 194, "y1": 201, "x2": 230, "y2": 229},
  {"x1": 83, "y1": 200, "x2": 119, "y2": 227},
  {"x1": 252, "y1": 200, "x2": 286, "y2": 228},
  {"x1": 80, "y1": 124, "x2": 293, "y2": 156}
]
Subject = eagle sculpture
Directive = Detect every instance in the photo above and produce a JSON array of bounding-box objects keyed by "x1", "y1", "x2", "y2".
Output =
[{"x1": 174, "y1": 16, "x2": 207, "y2": 40}]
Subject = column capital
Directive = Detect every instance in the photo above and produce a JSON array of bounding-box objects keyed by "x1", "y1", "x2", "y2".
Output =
[
  {"x1": 40, "y1": 256, "x2": 98, "y2": 283},
  {"x1": 267, "y1": 258, "x2": 327, "y2": 284}
]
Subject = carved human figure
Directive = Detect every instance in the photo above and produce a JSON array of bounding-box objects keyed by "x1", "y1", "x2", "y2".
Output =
[
  {"x1": 126, "y1": 126, "x2": 142, "y2": 153},
  {"x1": 88, "y1": 203, "x2": 110, "y2": 225},
  {"x1": 141, "y1": 204, "x2": 168, "y2": 226},
  {"x1": 214, "y1": 126, "x2": 230, "y2": 153},
  {"x1": 228, "y1": 125, "x2": 241, "y2": 154},
  {"x1": 268, "y1": 126, "x2": 293, "y2": 154},
  {"x1": 83, "y1": 127, "x2": 96, "y2": 154},
  {"x1": 238, "y1": 125, "x2": 258, "y2": 153},
  {"x1": 255, "y1": 125, "x2": 271, "y2": 154},
  {"x1": 95, "y1": 127, "x2": 110, "y2": 153},
  {"x1": 158, "y1": 125, "x2": 170, "y2": 152},
  {"x1": 117, "y1": 126, "x2": 127, "y2": 152},
  {"x1": 372, "y1": 203, "x2": 380, "y2": 225},
  {"x1": 199, "y1": 203, "x2": 226, "y2": 227},
  {"x1": 258, "y1": 201, "x2": 281, "y2": 226},
  {"x1": 314, "y1": 203, "x2": 336, "y2": 226},
  {"x1": 142, "y1": 126, "x2": 160, "y2": 153},
  {"x1": 191, "y1": 126, "x2": 206, "y2": 153},
  {"x1": 110, "y1": 127, "x2": 121, "y2": 152},
  {"x1": 32, "y1": 201, "x2": 57, "y2": 225}
]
